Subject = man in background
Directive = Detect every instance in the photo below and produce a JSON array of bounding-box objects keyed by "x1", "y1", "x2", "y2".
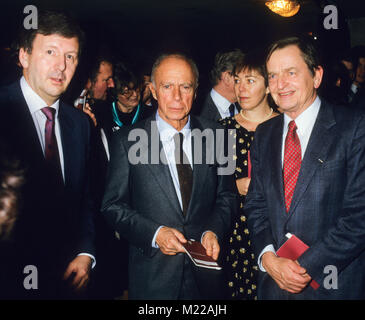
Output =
[{"x1": 200, "y1": 49, "x2": 244, "y2": 121}]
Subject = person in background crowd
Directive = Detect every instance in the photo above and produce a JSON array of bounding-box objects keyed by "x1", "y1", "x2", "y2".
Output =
[
  {"x1": 104, "y1": 62, "x2": 154, "y2": 137},
  {"x1": 200, "y1": 49, "x2": 244, "y2": 121},
  {"x1": 219, "y1": 51, "x2": 279, "y2": 300},
  {"x1": 349, "y1": 46, "x2": 365, "y2": 109}
]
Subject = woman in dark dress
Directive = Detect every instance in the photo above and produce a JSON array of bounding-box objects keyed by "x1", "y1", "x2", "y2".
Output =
[{"x1": 219, "y1": 52, "x2": 279, "y2": 300}]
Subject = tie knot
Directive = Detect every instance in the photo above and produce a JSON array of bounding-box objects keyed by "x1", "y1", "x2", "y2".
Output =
[
  {"x1": 288, "y1": 120, "x2": 297, "y2": 133},
  {"x1": 41, "y1": 107, "x2": 56, "y2": 121}
]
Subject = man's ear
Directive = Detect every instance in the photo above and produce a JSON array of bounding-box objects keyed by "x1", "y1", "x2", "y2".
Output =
[
  {"x1": 222, "y1": 71, "x2": 232, "y2": 86},
  {"x1": 314, "y1": 66, "x2": 324, "y2": 89},
  {"x1": 150, "y1": 83, "x2": 158, "y2": 100},
  {"x1": 18, "y1": 48, "x2": 29, "y2": 69}
]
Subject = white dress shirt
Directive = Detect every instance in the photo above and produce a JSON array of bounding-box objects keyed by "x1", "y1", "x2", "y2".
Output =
[
  {"x1": 210, "y1": 88, "x2": 237, "y2": 119},
  {"x1": 20, "y1": 76, "x2": 96, "y2": 267},
  {"x1": 151, "y1": 112, "x2": 214, "y2": 247},
  {"x1": 20, "y1": 76, "x2": 65, "y2": 181},
  {"x1": 258, "y1": 96, "x2": 321, "y2": 271}
]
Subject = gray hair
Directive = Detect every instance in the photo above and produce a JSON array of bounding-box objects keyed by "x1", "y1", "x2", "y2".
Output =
[{"x1": 151, "y1": 53, "x2": 199, "y2": 89}]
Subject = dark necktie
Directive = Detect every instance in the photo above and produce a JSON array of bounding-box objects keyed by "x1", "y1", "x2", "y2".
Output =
[
  {"x1": 283, "y1": 120, "x2": 301, "y2": 212},
  {"x1": 174, "y1": 133, "x2": 193, "y2": 217},
  {"x1": 41, "y1": 107, "x2": 63, "y2": 185},
  {"x1": 229, "y1": 104, "x2": 235, "y2": 117}
]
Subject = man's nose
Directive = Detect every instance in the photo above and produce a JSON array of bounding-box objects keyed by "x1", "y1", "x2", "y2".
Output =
[
  {"x1": 56, "y1": 55, "x2": 67, "y2": 72},
  {"x1": 277, "y1": 75, "x2": 287, "y2": 90},
  {"x1": 173, "y1": 86, "x2": 182, "y2": 100}
]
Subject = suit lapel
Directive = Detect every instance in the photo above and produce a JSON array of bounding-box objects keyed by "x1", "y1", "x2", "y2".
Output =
[
  {"x1": 288, "y1": 101, "x2": 336, "y2": 215},
  {"x1": 8, "y1": 82, "x2": 44, "y2": 165},
  {"x1": 143, "y1": 118, "x2": 183, "y2": 219},
  {"x1": 210, "y1": 95, "x2": 221, "y2": 122},
  {"x1": 187, "y1": 116, "x2": 209, "y2": 220},
  {"x1": 269, "y1": 115, "x2": 286, "y2": 215},
  {"x1": 58, "y1": 102, "x2": 75, "y2": 187}
]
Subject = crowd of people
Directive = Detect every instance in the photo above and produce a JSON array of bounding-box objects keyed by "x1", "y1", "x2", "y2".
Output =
[{"x1": 0, "y1": 9, "x2": 365, "y2": 300}]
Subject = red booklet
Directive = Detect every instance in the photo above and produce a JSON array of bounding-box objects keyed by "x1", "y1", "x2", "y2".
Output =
[
  {"x1": 276, "y1": 233, "x2": 320, "y2": 290},
  {"x1": 182, "y1": 239, "x2": 222, "y2": 270}
]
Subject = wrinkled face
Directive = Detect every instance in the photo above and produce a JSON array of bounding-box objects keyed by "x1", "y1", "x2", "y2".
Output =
[
  {"x1": 234, "y1": 68, "x2": 269, "y2": 111},
  {"x1": 151, "y1": 57, "x2": 196, "y2": 131},
  {"x1": 117, "y1": 82, "x2": 141, "y2": 110},
  {"x1": 19, "y1": 33, "x2": 79, "y2": 106},
  {"x1": 90, "y1": 61, "x2": 114, "y2": 100},
  {"x1": 267, "y1": 45, "x2": 323, "y2": 118},
  {"x1": 355, "y1": 57, "x2": 365, "y2": 85}
]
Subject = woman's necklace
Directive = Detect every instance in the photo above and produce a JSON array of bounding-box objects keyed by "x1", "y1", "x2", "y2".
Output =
[{"x1": 240, "y1": 108, "x2": 273, "y2": 123}]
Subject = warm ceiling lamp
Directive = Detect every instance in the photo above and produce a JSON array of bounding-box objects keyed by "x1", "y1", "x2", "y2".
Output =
[{"x1": 265, "y1": 0, "x2": 301, "y2": 17}]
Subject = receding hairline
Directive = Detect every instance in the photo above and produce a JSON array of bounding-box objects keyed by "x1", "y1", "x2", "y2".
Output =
[{"x1": 151, "y1": 54, "x2": 199, "y2": 87}]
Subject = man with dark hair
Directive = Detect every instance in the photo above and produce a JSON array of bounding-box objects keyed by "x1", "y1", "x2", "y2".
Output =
[
  {"x1": 105, "y1": 63, "x2": 155, "y2": 135},
  {"x1": 200, "y1": 49, "x2": 244, "y2": 121},
  {"x1": 0, "y1": 10, "x2": 95, "y2": 299},
  {"x1": 102, "y1": 53, "x2": 237, "y2": 299},
  {"x1": 245, "y1": 36, "x2": 365, "y2": 299}
]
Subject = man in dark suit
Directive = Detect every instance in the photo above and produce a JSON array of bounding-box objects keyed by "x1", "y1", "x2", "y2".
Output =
[
  {"x1": 199, "y1": 50, "x2": 244, "y2": 121},
  {"x1": 0, "y1": 11, "x2": 95, "y2": 299},
  {"x1": 101, "y1": 53, "x2": 237, "y2": 299},
  {"x1": 245, "y1": 36, "x2": 365, "y2": 299}
]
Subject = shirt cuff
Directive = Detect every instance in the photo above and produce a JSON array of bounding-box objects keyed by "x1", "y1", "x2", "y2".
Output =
[
  {"x1": 257, "y1": 244, "x2": 276, "y2": 272},
  {"x1": 201, "y1": 230, "x2": 217, "y2": 243},
  {"x1": 77, "y1": 253, "x2": 96, "y2": 269},
  {"x1": 152, "y1": 226, "x2": 164, "y2": 248}
]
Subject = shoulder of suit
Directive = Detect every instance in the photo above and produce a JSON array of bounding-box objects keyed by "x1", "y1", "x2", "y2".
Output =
[{"x1": 191, "y1": 114, "x2": 223, "y2": 130}]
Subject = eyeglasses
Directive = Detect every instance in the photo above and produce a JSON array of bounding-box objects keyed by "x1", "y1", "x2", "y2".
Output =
[{"x1": 120, "y1": 87, "x2": 141, "y2": 98}]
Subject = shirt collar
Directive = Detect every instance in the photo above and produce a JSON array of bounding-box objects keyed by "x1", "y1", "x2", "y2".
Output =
[
  {"x1": 210, "y1": 88, "x2": 232, "y2": 112},
  {"x1": 155, "y1": 111, "x2": 191, "y2": 142},
  {"x1": 20, "y1": 76, "x2": 60, "y2": 116},
  {"x1": 283, "y1": 96, "x2": 321, "y2": 136}
]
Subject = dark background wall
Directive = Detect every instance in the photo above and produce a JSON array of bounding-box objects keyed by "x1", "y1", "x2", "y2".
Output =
[{"x1": 1, "y1": 0, "x2": 364, "y2": 107}]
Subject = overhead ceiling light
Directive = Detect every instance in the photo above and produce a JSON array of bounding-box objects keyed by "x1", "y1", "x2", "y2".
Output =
[{"x1": 265, "y1": 0, "x2": 301, "y2": 17}]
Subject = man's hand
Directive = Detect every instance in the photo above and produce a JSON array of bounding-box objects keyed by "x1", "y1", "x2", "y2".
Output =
[
  {"x1": 156, "y1": 227, "x2": 187, "y2": 255},
  {"x1": 63, "y1": 255, "x2": 92, "y2": 291},
  {"x1": 262, "y1": 252, "x2": 311, "y2": 294},
  {"x1": 236, "y1": 177, "x2": 251, "y2": 196},
  {"x1": 83, "y1": 103, "x2": 97, "y2": 127},
  {"x1": 201, "y1": 231, "x2": 220, "y2": 261}
]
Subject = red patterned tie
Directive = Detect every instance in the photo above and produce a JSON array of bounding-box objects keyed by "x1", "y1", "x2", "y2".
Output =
[
  {"x1": 41, "y1": 107, "x2": 63, "y2": 184},
  {"x1": 283, "y1": 120, "x2": 301, "y2": 212}
]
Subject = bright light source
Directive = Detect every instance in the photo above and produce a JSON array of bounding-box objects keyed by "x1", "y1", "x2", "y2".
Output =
[{"x1": 265, "y1": 0, "x2": 301, "y2": 17}]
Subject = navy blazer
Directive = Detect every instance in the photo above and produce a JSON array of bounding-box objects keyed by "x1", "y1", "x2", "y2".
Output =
[
  {"x1": 101, "y1": 115, "x2": 237, "y2": 299},
  {"x1": 0, "y1": 82, "x2": 95, "y2": 280},
  {"x1": 245, "y1": 100, "x2": 365, "y2": 299}
]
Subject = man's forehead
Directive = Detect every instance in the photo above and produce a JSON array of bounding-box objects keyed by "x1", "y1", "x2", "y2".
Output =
[{"x1": 267, "y1": 46, "x2": 305, "y2": 68}]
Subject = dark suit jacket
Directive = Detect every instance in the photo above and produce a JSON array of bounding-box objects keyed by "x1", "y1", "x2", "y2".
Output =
[
  {"x1": 199, "y1": 93, "x2": 222, "y2": 122},
  {"x1": 245, "y1": 99, "x2": 365, "y2": 299},
  {"x1": 0, "y1": 81, "x2": 95, "y2": 298},
  {"x1": 101, "y1": 115, "x2": 237, "y2": 299}
]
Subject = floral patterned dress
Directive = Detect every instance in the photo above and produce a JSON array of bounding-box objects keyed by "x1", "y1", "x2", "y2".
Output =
[{"x1": 219, "y1": 116, "x2": 258, "y2": 300}]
